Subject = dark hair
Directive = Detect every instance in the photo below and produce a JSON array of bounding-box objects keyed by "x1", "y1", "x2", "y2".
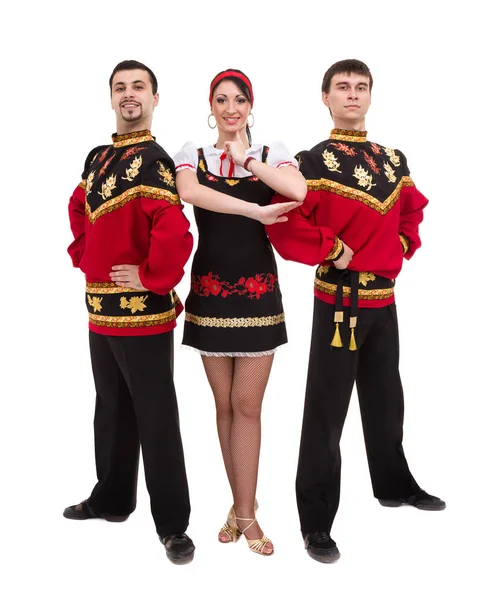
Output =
[
  {"x1": 322, "y1": 59, "x2": 373, "y2": 94},
  {"x1": 109, "y1": 60, "x2": 158, "y2": 95},
  {"x1": 211, "y1": 68, "x2": 253, "y2": 145}
]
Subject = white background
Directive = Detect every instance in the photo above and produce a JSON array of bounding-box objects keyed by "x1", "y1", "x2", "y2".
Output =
[{"x1": 2, "y1": 1, "x2": 477, "y2": 598}]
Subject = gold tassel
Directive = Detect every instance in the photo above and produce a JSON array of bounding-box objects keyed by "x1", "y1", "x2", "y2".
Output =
[
  {"x1": 349, "y1": 328, "x2": 357, "y2": 351},
  {"x1": 349, "y1": 316, "x2": 358, "y2": 351},
  {"x1": 331, "y1": 311, "x2": 344, "y2": 348}
]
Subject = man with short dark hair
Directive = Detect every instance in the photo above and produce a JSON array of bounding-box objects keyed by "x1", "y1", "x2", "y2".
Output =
[
  {"x1": 267, "y1": 59, "x2": 445, "y2": 563},
  {"x1": 65, "y1": 60, "x2": 195, "y2": 565}
]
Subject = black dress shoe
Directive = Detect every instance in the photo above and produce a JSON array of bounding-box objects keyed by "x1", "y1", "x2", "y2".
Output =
[
  {"x1": 160, "y1": 533, "x2": 195, "y2": 565},
  {"x1": 63, "y1": 501, "x2": 129, "y2": 522},
  {"x1": 378, "y1": 489, "x2": 446, "y2": 511},
  {"x1": 304, "y1": 532, "x2": 340, "y2": 563}
]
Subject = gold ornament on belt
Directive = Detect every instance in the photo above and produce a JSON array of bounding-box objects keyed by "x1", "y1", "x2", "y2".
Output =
[
  {"x1": 120, "y1": 295, "x2": 148, "y2": 314},
  {"x1": 87, "y1": 295, "x2": 103, "y2": 313},
  {"x1": 358, "y1": 272, "x2": 376, "y2": 287}
]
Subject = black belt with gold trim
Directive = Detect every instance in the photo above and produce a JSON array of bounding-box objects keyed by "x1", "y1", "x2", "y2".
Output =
[
  {"x1": 85, "y1": 282, "x2": 180, "y2": 329},
  {"x1": 315, "y1": 268, "x2": 395, "y2": 351}
]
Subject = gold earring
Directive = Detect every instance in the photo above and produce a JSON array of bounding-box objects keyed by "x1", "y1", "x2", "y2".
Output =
[
  {"x1": 247, "y1": 113, "x2": 254, "y2": 128},
  {"x1": 208, "y1": 114, "x2": 217, "y2": 129}
]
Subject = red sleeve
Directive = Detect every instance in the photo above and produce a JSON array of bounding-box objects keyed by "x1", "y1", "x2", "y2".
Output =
[
  {"x1": 399, "y1": 185, "x2": 428, "y2": 259},
  {"x1": 138, "y1": 198, "x2": 193, "y2": 295},
  {"x1": 67, "y1": 184, "x2": 86, "y2": 268},
  {"x1": 265, "y1": 192, "x2": 341, "y2": 265}
]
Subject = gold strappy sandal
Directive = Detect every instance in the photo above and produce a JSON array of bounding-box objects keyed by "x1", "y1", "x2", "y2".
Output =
[
  {"x1": 218, "y1": 499, "x2": 258, "y2": 544},
  {"x1": 235, "y1": 515, "x2": 274, "y2": 556}
]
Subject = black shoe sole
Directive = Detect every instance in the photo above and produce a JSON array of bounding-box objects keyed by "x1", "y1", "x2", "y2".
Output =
[
  {"x1": 378, "y1": 499, "x2": 446, "y2": 511},
  {"x1": 378, "y1": 499, "x2": 403, "y2": 507},
  {"x1": 63, "y1": 508, "x2": 129, "y2": 522},
  {"x1": 166, "y1": 552, "x2": 195, "y2": 565},
  {"x1": 306, "y1": 549, "x2": 341, "y2": 563}
]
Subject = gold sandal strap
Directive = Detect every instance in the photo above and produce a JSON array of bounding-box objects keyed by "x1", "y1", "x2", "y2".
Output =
[
  {"x1": 248, "y1": 536, "x2": 272, "y2": 554},
  {"x1": 235, "y1": 516, "x2": 256, "y2": 534}
]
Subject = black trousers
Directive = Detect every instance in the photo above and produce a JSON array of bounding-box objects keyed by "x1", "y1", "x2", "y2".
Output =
[
  {"x1": 87, "y1": 331, "x2": 190, "y2": 538},
  {"x1": 296, "y1": 299, "x2": 420, "y2": 535}
]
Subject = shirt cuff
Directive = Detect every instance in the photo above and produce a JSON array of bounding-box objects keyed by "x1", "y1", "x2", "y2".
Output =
[
  {"x1": 326, "y1": 237, "x2": 344, "y2": 261},
  {"x1": 399, "y1": 234, "x2": 410, "y2": 254}
]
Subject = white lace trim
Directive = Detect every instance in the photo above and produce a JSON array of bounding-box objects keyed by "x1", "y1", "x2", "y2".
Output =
[{"x1": 180, "y1": 343, "x2": 286, "y2": 357}]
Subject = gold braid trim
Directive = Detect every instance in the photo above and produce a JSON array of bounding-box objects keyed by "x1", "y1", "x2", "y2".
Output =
[
  {"x1": 399, "y1": 234, "x2": 410, "y2": 254},
  {"x1": 307, "y1": 176, "x2": 414, "y2": 215},
  {"x1": 113, "y1": 134, "x2": 154, "y2": 148},
  {"x1": 87, "y1": 282, "x2": 140, "y2": 294},
  {"x1": 329, "y1": 129, "x2": 367, "y2": 142},
  {"x1": 79, "y1": 180, "x2": 87, "y2": 190},
  {"x1": 315, "y1": 279, "x2": 394, "y2": 300},
  {"x1": 326, "y1": 237, "x2": 343, "y2": 261},
  {"x1": 87, "y1": 282, "x2": 181, "y2": 305},
  {"x1": 185, "y1": 313, "x2": 285, "y2": 328},
  {"x1": 86, "y1": 185, "x2": 180, "y2": 223},
  {"x1": 89, "y1": 307, "x2": 177, "y2": 328}
]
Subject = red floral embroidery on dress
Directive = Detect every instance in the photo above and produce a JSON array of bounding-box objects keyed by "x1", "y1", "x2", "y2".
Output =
[
  {"x1": 328, "y1": 142, "x2": 357, "y2": 156},
  {"x1": 120, "y1": 146, "x2": 147, "y2": 160},
  {"x1": 370, "y1": 142, "x2": 382, "y2": 155},
  {"x1": 99, "y1": 152, "x2": 116, "y2": 176},
  {"x1": 248, "y1": 177, "x2": 259, "y2": 182},
  {"x1": 98, "y1": 147, "x2": 109, "y2": 163},
  {"x1": 362, "y1": 150, "x2": 380, "y2": 174},
  {"x1": 206, "y1": 174, "x2": 219, "y2": 182},
  {"x1": 192, "y1": 272, "x2": 277, "y2": 300}
]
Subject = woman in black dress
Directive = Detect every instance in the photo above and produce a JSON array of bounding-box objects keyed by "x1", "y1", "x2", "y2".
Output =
[{"x1": 174, "y1": 69, "x2": 306, "y2": 555}]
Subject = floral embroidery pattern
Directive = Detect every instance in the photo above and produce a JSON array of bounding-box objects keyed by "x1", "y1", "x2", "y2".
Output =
[
  {"x1": 99, "y1": 153, "x2": 116, "y2": 176},
  {"x1": 122, "y1": 156, "x2": 142, "y2": 181},
  {"x1": 225, "y1": 179, "x2": 240, "y2": 186},
  {"x1": 98, "y1": 174, "x2": 117, "y2": 199},
  {"x1": 370, "y1": 142, "x2": 382, "y2": 155},
  {"x1": 157, "y1": 162, "x2": 175, "y2": 187},
  {"x1": 198, "y1": 159, "x2": 206, "y2": 172},
  {"x1": 120, "y1": 295, "x2": 148, "y2": 314},
  {"x1": 329, "y1": 142, "x2": 357, "y2": 156},
  {"x1": 384, "y1": 148, "x2": 401, "y2": 167},
  {"x1": 359, "y1": 272, "x2": 376, "y2": 286},
  {"x1": 120, "y1": 146, "x2": 147, "y2": 161},
  {"x1": 98, "y1": 148, "x2": 109, "y2": 163},
  {"x1": 192, "y1": 272, "x2": 278, "y2": 300},
  {"x1": 206, "y1": 174, "x2": 219, "y2": 182},
  {"x1": 87, "y1": 294, "x2": 103, "y2": 313},
  {"x1": 353, "y1": 165, "x2": 376, "y2": 191},
  {"x1": 322, "y1": 150, "x2": 342, "y2": 173},
  {"x1": 85, "y1": 171, "x2": 95, "y2": 196},
  {"x1": 362, "y1": 151, "x2": 380, "y2": 174},
  {"x1": 317, "y1": 265, "x2": 330, "y2": 277},
  {"x1": 384, "y1": 162, "x2": 397, "y2": 183}
]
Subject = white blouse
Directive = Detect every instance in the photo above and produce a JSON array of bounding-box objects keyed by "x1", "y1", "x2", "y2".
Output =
[{"x1": 173, "y1": 141, "x2": 298, "y2": 178}]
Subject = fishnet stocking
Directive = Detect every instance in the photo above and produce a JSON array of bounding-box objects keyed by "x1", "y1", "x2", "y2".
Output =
[{"x1": 202, "y1": 354, "x2": 274, "y2": 551}]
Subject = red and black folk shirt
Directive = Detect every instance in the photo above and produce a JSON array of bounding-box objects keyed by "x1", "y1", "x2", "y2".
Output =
[
  {"x1": 68, "y1": 130, "x2": 193, "y2": 336},
  {"x1": 266, "y1": 129, "x2": 428, "y2": 308}
]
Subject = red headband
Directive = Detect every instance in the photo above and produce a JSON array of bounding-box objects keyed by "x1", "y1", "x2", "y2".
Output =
[{"x1": 209, "y1": 70, "x2": 254, "y2": 107}]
